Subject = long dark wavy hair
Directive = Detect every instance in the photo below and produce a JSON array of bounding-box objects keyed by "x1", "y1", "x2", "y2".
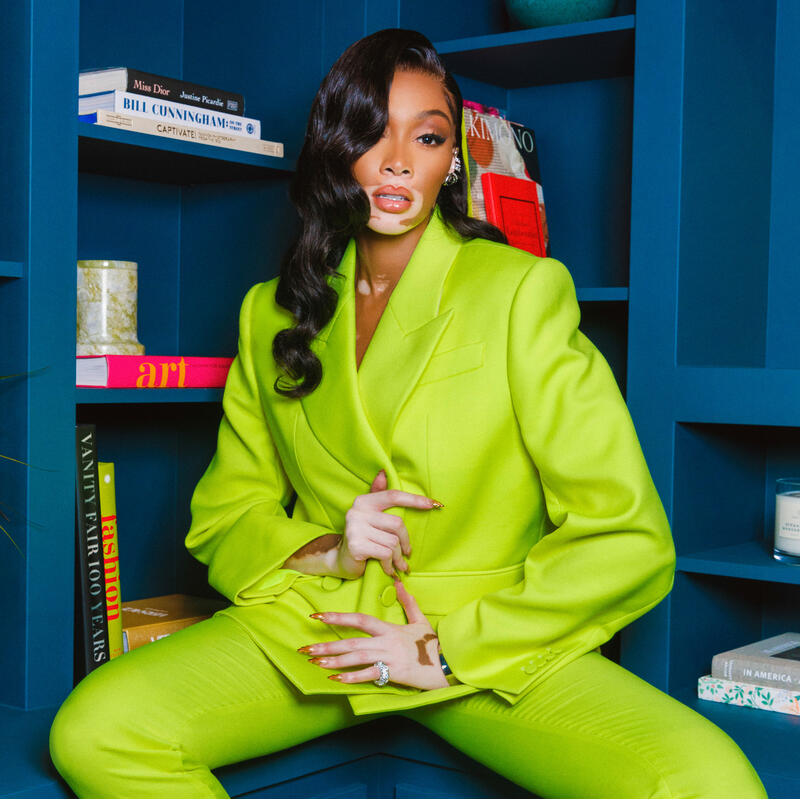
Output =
[{"x1": 272, "y1": 27, "x2": 507, "y2": 398}]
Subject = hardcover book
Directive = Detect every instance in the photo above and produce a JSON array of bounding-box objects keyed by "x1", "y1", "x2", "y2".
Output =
[
  {"x1": 711, "y1": 632, "x2": 800, "y2": 690},
  {"x1": 77, "y1": 355, "x2": 234, "y2": 388},
  {"x1": 74, "y1": 425, "x2": 111, "y2": 680},
  {"x1": 481, "y1": 172, "x2": 548, "y2": 257},
  {"x1": 77, "y1": 90, "x2": 261, "y2": 139},
  {"x1": 98, "y1": 462, "x2": 124, "y2": 659},
  {"x1": 80, "y1": 110, "x2": 284, "y2": 159},
  {"x1": 698, "y1": 674, "x2": 800, "y2": 716},
  {"x1": 121, "y1": 594, "x2": 228, "y2": 653},
  {"x1": 79, "y1": 66, "x2": 245, "y2": 116}
]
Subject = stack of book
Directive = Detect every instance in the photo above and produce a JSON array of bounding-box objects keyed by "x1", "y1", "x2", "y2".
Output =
[
  {"x1": 698, "y1": 633, "x2": 800, "y2": 717},
  {"x1": 74, "y1": 423, "x2": 227, "y2": 681},
  {"x1": 462, "y1": 99, "x2": 550, "y2": 258},
  {"x1": 78, "y1": 66, "x2": 283, "y2": 158}
]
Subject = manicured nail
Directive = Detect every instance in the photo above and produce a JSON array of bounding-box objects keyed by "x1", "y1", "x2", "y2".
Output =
[
  {"x1": 309, "y1": 613, "x2": 325, "y2": 619},
  {"x1": 328, "y1": 674, "x2": 344, "y2": 681},
  {"x1": 308, "y1": 657, "x2": 328, "y2": 665},
  {"x1": 430, "y1": 499, "x2": 444, "y2": 509},
  {"x1": 297, "y1": 645, "x2": 315, "y2": 653}
]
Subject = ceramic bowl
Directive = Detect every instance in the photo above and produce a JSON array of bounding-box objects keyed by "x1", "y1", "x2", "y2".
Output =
[{"x1": 506, "y1": 0, "x2": 617, "y2": 28}]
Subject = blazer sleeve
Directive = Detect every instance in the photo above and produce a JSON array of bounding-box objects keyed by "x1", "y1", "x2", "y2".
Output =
[
  {"x1": 184, "y1": 282, "x2": 338, "y2": 606},
  {"x1": 435, "y1": 257, "x2": 676, "y2": 704}
]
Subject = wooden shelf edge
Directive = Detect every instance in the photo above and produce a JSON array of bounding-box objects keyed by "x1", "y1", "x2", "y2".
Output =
[
  {"x1": 76, "y1": 387, "x2": 224, "y2": 404},
  {"x1": 676, "y1": 540, "x2": 800, "y2": 585},
  {"x1": 0, "y1": 261, "x2": 24, "y2": 279},
  {"x1": 434, "y1": 14, "x2": 635, "y2": 54}
]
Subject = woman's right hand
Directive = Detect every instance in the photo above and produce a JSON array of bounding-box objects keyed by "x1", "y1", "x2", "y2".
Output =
[{"x1": 335, "y1": 469, "x2": 441, "y2": 579}]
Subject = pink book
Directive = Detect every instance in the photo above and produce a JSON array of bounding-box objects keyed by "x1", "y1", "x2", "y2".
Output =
[{"x1": 76, "y1": 355, "x2": 233, "y2": 388}]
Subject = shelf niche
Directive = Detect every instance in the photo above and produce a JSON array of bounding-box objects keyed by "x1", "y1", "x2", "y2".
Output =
[{"x1": 677, "y1": 0, "x2": 800, "y2": 370}]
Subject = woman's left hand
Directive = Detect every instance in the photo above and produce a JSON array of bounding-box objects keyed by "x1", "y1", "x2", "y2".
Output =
[{"x1": 300, "y1": 579, "x2": 449, "y2": 690}]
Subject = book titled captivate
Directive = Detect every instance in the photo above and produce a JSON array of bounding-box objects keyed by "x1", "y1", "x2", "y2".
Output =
[{"x1": 76, "y1": 355, "x2": 233, "y2": 388}]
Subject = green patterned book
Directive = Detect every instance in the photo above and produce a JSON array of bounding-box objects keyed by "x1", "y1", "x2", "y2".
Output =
[{"x1": 698, "y1": 674, "x2": 800, "y2": 716}]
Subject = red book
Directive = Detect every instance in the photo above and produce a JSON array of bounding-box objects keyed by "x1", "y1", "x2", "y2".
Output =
[
  {"x1": 481, "y1": 172, "x2": 547, "y2": 257},
  {"x1": 76, "y1": 355, "x2": 233, "y2": 388}
]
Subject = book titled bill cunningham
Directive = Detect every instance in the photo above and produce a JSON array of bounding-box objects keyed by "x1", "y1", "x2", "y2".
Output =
[
  {"x1": 75, "y1": 424, "x2": 111, "y2": 680},
  {"x1": 712, "y1": 632, "x2": 800, "y2": 690}
]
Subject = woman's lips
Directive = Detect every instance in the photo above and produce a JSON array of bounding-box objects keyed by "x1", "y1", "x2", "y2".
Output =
[{"x1": 373, "y1": 186, "x2": 412, "y2": 214}]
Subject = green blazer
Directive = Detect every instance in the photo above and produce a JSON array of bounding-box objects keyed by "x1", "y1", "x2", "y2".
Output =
[{"x1": 185, "y1": 204, "x2": 676, "y2": 717}]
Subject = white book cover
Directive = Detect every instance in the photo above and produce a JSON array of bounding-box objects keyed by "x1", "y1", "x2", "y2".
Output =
[
  {"x1": 78, "y1": 89, "x2": 260, "y2": 138},
  {"x1": 83, "y1": 109, "x2": 283, "y2": 159}
]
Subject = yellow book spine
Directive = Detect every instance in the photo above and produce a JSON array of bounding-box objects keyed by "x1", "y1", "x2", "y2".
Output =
[{"x1": 98, "y1": 462, "x2": 124, "y2": 659}]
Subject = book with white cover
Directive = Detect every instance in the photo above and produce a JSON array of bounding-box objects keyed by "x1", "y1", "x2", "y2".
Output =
[
  {"x1": 78, "y1": 90, "x2": 260, "y2": 138},
  {"x1": 81, "y1": 110, "x2": 283, "y2": 159},
  {"x1": 711, "y1": 632, "x2": 800, "y2": 690}
]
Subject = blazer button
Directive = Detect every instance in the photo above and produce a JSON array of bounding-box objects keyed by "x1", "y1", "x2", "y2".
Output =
[
  {"x1": 523, "y1": 663, "x2": 537, "y2": 674},
  {"x1": 321, "y1": 576, "x2": 342, "y2": 591},
  {"x1": 380, "y1": 585, "x2": 397, "y2": 606}
]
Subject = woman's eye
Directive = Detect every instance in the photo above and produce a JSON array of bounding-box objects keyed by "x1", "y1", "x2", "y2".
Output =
[{"x1": 418, "y1": 133, "x2": 446, "y2": 146}]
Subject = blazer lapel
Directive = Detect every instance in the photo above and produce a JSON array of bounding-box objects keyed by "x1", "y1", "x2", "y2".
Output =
[
  {"x1": 300, "y1": 205, "x2": 465, "y2": 486},
  {"x1": 357, "y1": 207, "x2": 464, "y2": 449}
]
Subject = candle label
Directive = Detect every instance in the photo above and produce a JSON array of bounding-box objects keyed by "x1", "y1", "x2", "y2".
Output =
[{"x1": 776, "y1": 491, "x2": 800, "y2": 548}]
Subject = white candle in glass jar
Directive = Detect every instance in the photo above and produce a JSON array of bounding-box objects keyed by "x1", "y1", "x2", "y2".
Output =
[{"x1": 775, "y1": 490, "x2": 800, "y2": 556}]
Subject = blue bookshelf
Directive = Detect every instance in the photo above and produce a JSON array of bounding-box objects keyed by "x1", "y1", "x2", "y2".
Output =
[{"x1": 2, "y1": 0, "x2": 797, "y2": 796}]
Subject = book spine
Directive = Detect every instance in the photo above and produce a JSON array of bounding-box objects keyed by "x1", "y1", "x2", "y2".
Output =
[
  {"x1": 87, "y1": 110, "x2": 284, "y2": 159},
  {"x1": 103, "y1": 355, "x2": 233, "y2": 388},
  {"x1": 125, "y1": 68, "x2": 245, "y2": 117},
  {"x1": 711, "y1": 653, "x2": 800, "y2": 690},
  {"x1": 74, "y1": 425, "x2": 111, "y2": 680},
  {"x1": 98, "y1": 462, "x2": 124, "y2": 659},
  {"x1": 113, "y1": 90, "x2": 260, "y2": 138},
  {"x1": 698, "y1": 674, "x2": 800, "y2": 716}
]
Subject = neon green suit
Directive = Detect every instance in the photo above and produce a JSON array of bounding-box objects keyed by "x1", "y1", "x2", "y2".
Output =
[
  {"x1": 184, "y1": 204, "x2": 675, "y2": 715},
  {"x1": 49, "y1": 205, "x2": 767, "y2": 798}
]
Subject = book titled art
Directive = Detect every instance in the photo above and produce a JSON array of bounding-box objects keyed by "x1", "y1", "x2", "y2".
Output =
[{"x1": 77, "y1": 355, "x2": 233, "y2": 388}]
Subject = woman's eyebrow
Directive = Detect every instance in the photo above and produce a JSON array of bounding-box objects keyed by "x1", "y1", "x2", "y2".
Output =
[{"x1": 414, "y1": 109, "x2": 451, "y2": 123}]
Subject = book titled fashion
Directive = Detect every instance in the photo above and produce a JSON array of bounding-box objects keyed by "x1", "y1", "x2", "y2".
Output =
[
  {"x1": 80, "y1": 109, "x2": 284, "y2": 159},
  {"x1": 711, "y1": 632, "x2": 800, "y2": 690},
  {"x1": 78, "y1": 89, "x2": 261, "y2": 139},
  {"x1": 698, "y1": 674, "x2": 800, "y2": 717},
  {"x1": 98, "y1": 462, "x2": 124, "y2": 659},
  {"x1": 74, "y1": 425, "x2": 111, "y2": 679},
  {"x1": 77, "y1": 355, "x2": 234, "y2": 388},
  {"x1": 121, "y1": 594, "x2": 228, "y2": 653},
  {"x1": 78, "y1": 66, "x2": 245, "y2": 116},
  {"x1": 462, "y1": 99, "x2": 550, "y2": 256}
]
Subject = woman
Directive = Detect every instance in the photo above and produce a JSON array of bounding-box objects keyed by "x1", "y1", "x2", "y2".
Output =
[{"x1": 50, "y1": 28, "x2": 768, "y2": 799}]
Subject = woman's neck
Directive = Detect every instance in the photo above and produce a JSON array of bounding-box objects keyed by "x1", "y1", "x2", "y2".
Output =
[{"x1": 354, "y1": 213, "x2": 431, "y2": 298}]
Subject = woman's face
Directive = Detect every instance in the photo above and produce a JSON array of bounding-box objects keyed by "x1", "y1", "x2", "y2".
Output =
[{"x1": 351, "y1": 68, "x2": 458, "y2": 237}]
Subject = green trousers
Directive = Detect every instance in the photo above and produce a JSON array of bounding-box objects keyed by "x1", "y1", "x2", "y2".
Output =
[{"x1": 49, "y1": 613, "x2": 768, "y2": 799}]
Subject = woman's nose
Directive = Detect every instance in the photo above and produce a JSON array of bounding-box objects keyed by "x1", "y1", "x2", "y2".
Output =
[{"x1": 381, "y1": 142, "x2": 412, "y2": 177}]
